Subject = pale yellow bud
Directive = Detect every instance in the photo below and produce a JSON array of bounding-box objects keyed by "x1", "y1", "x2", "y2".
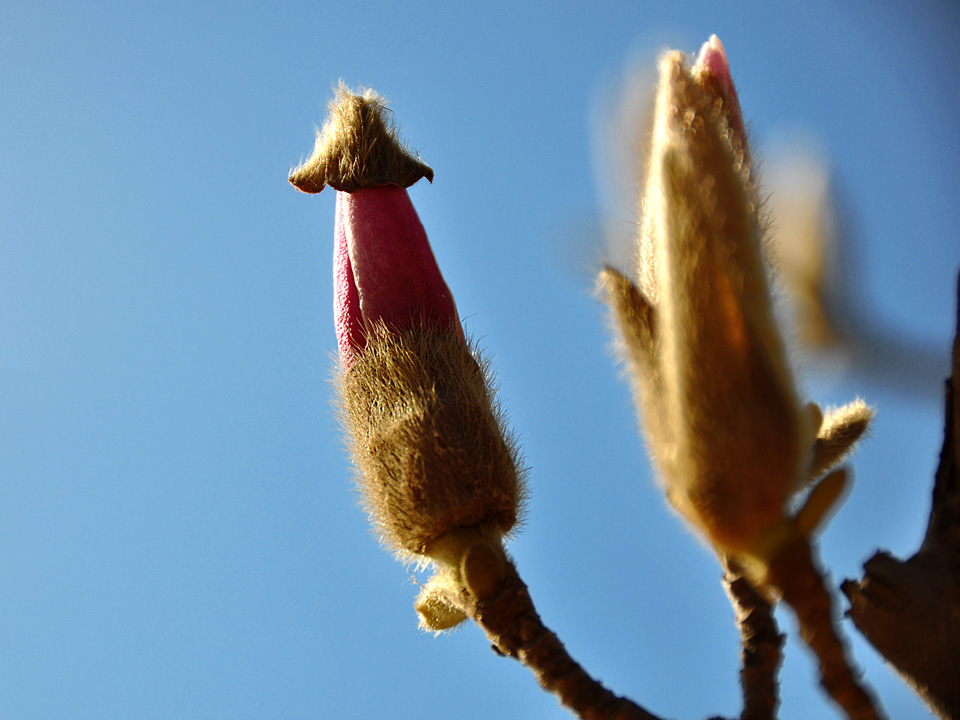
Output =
[
  {"x1": 413, "y1": 525, "x2": 507, "y2": 632},
  {"x1": 794, "y1": 468, "x2": 849, "y2": 538},
  {"x1": 810, "y1": 399, "x2": 875, "y2": 480},
  {"x1": 639, "y1": 50, "x2": 807, "y2": 554},
  {"x1": 599, "y1": 38, "x2": 885, "y2": 718},
  {"x1": 415, "y1": 574, "x2": 468, "y2": 632}
]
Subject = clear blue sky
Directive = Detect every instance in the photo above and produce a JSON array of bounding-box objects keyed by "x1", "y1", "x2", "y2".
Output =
[{"x1": 1, "y1": 2, "x2": 957, "y2": 719}]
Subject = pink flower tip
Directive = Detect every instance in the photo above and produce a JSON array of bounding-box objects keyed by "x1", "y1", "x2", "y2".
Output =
[
  {"x1": 693, "y1": 34, "x2": 748, "y2": 164},
  {"x1": 335, "y1": 185, "x2": 465, "y2": 367},
  {"x1": 694, "y1": 35, "x2": 732, "y2": 87}
]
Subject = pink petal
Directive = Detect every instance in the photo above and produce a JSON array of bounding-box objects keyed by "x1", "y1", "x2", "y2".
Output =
[
  {"x1": 334, "y1": 192, "x2": 365, "y2": 366},
  {"x1": 335, "y1": 186, "x2": 464, "y2": 366},
  {"x1": 694, "y1": 35, "x2": 748, "y2": 158}
]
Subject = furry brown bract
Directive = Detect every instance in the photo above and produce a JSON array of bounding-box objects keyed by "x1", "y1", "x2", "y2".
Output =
[
  {"x1": 338, "y1": 325, "x2": 524, "y2": 559},
  {"x1": 289, "y1": 85, "x2": 433, "y2": 193}
]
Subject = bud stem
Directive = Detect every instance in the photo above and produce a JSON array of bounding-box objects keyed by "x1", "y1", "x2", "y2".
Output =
[
  {"x1": 768, "y1": 538, "x2": 886, "y2": 720},
  {"x1": 723, "y1": 557, "x2": 784, "y2": 720},
  {"x1": 464, "y1": 558, "x2": 662, "y2": 720}
]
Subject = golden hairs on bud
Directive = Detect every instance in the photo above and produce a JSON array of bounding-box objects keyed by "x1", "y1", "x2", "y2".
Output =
[{"x1": 289, "y1": 84, "x2": 433, "y2": 194}]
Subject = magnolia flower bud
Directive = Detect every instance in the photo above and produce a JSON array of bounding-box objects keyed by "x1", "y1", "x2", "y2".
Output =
[
  {"x1": 601, "y1": 36, "x2": 874, "y2": 569},
  {"x1": 290, "y1": 87, "x2": 523, "y2": 619},
  {"x1": 647, "y1": 37, "x2": 807, "y2": 556}
]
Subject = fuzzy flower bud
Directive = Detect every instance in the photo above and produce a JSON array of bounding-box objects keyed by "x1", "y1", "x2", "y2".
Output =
[
  {"x1": 290, "y1": 87, "x2": 523, "y2": 624},
  {"x1": 601, "y1": 37, "x2": 873, "y2": 568},
  {"x1": 647, "y1": 37, "x2": 806, "y2": 556}
]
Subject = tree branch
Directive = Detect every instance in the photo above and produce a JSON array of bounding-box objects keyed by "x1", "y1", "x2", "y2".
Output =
[
  {"x1": 841, "y1": 272, "x2": 960, "y2": 719},
  {"x1": 465, "y1": 556, "x2": 789, "y2": 720}
]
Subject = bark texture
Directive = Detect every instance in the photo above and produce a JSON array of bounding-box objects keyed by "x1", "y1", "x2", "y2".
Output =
[
  {"x1": 722, "y1": 560, "x2": 784, "y2": 720},
  {"x1": 842, "y1": 275, "x2": 960, "y2": 720}
]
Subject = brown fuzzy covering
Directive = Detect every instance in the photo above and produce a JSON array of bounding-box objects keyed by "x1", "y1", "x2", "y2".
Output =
[
  {"x1": 337, "y1": 326, "x2": 524, "y2": 557},
  {"x1": 289, "y1": 85, "x2": 434, "y2": 194}
]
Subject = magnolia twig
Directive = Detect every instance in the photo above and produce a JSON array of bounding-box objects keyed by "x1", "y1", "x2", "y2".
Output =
[
  {"x1": 767, "y1": 539, "x2": 883, "y2": 720},
  {"x1": 463, "y1": 557, "x2": 663, "y2": 720},
  {"x1": 722, "y1": 560, "x2": 783, "y2": 720},
  {"x1": 841, "y1": 273, "x2": 960, "y2": 720}
]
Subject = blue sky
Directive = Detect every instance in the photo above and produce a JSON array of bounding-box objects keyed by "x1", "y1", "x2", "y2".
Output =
[{"x1": 1, "y1": 2, "x2": 958, "y2": 718}]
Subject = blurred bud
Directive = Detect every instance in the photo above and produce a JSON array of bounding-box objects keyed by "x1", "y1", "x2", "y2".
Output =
[
  {"x1": 600, "y1": 37, "x2": 872, "y2": 571},
  {"x1": 646, "y1": 37, "x2": 806, "y2": 555},
  {"x1": 600, "y1": 39, "x2": 884, "y2": 716},
  {"x1": 810, "y1": 399, "x2": 874, "y2": 480},
  {"x1": 291, "y1": 87, "x2": 524, "y2": 623},
  {"x1": 762, "y1": 144, "x2": 845, "y2": 349}
]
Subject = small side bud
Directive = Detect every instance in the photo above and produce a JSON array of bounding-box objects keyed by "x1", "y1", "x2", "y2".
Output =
[
  {"x1": 597, "y1": 267, "x2": 658, "y2": 374},
  {"x1": 415, "y1": 575, "x2": 468, "y2": 632},
  {"x1": 810, "y1": 400, "x2": 874, "y2": 479},
  {"x1": 597, "y1": 266, "x2": 675, "y2": 478},
  {"x1": 461, "y1": 541, "x2": 507, "y2": 601}
]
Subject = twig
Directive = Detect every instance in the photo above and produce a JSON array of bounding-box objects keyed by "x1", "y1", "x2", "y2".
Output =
[
  {"x1": 722, "y1": 559, "x2": 784, "y2": 720},
  {"x1": 767, "y1": 538, "x2": 885, "y2": 720},
  {"x1": 463, "y1": 557, "x2": 665, "y2": 720}
]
